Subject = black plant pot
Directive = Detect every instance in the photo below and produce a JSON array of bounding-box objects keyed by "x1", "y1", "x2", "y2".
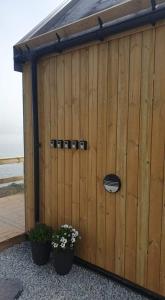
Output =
[
  {"x1": 31, "y1": 241, "x2": 51, "y2": 265},
  {"x1": 53, "y1": 248, "x2": 74, "y2": 275}
]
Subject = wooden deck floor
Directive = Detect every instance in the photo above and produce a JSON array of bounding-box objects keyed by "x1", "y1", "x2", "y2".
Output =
[{"x1": 0, "y1": 193, "x2": 25, "y2": 243}]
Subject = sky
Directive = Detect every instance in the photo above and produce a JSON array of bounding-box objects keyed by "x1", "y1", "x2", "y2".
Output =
[{"x1": 0, "y1": 0, "x2": 67, "y2": 136}]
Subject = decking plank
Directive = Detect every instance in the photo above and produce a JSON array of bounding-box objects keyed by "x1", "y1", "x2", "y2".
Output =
[{"x1": 0, "y1": 194, "x2": 25, "y2": 243}]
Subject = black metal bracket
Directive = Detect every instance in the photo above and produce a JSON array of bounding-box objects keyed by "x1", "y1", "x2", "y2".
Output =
[
  {"x1": 25, "y1": 44, "x2": 34, "y2": 60},
  {"x1": 17, "y1": 47, "x2": 23, "y2": 55},
  {"x1": 97, "y1": 17, "x2": 104, "y2": 41},
  {"x1": 56, "y1": 32, "x2": 61, "y2": 43},
  {"x1": 150, "y1": 0, "x2": 156, "y2": 26},
  {"x1": 151, "y1": 0, "x2": 156, "y2": 11},
  {"x1": 56, "y1": 32, "x2": 63, "y2": 53},
  {"x1": 98, "y1": 16, "x2": 103, "y2": 28},
  {"x1": 25, "y1": 44, "x2": 30, "y2": 52}
]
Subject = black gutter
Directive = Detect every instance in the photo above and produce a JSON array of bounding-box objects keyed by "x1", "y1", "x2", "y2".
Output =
[
  {"x1": 31, "y1": 59, "x2": 40, "y2": 223},
  {"x1": 14, "y1": 3, "x2": 165, "y2": 223}
]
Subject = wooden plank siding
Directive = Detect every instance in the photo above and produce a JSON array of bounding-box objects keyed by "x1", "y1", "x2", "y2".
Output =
[
  {"x1": 42, "y1": 58, "x2": 52, "y2": 226},
  {"x1": 23, "y1": 24, "x2": 165, "y2": 297},
  {"x1": 125, "y1": 32, "x2": 142, "y2": 282},
  {"x1": 37, "y1": 60, "x2": 45, "y2": 223},
  {"x1": 96, "y1": 43, "x2": 108, "y2": 269},
  {"x1": 64, "y1": 53, "x2": 72, "y2": 227},
  {"x1": 147, "y1": 25, "x2": 165, "y2": 294},
  {"x1": 50, "y1": 56, "x2": 58, "y2": 229},
  {"x1": 79, "y1": 48, "x2": 89, "y2": 260},
  {"x1": 87, "y1": 45, "x2": 98, "y2": 264},
  {"x1": 105, "y1": 39, "x2": 118, "y2": 273},
  {"x1": 136, "y1": 29, "x2": 155, "y2": 288},
  {"x1": 160, "y1": 154, "x2": 165, "y2": 295},
  {"x1": 115, "y1": 36, "x2": 130, "y2": 277},
  {"x1": 57, "y1": 55, "x2": 65, "y2": 227},
  {"x1": 23, "y1": 63, "x2": 35, "y2": 231}
]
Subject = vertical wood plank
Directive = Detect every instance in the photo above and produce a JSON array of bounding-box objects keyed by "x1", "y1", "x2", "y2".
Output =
[
  {"x1": 115, "y1": 36, "x2": 130, "y2": 277},
  {"x1": 105, "y1": 39, "x2": 118, "y2": 272},
  {"x1": 42, "y1": 58, "x2": 52, "y2": 226},
  {"x1": 71, "y1": 51, "x2": 80, "y2": 233},
  {"x1": 147, "y1": 26, "x2": 165, "y2": 293},
  {"x1": 87, "y1": 45, "x2": 98, "y2": 264},
  {"x1": 57, "y1": 55, "x2": 65, "y2": 226},
  {"x1": 96, "y1": 43, "x2": 108, "y2": 269},
  {"x1": 79, "y1": 48, "x2": 89, "y2": 259},
  {"x1": 64, "y1": 53, "x2": 72, "y2": 226},
  {"x1": 50, "y1": 56, "x2": 58, "y2": 229},
  {"x1": 37, "y1": 60, "x2": 45, "y2": 223},
  {"x1": 136, "y1": 29, "x2": 154, "y2": 287},
  {"x1": 160, "y1": 152, "x2": 165, "y2": 296},
  {"x1": 125, "y1": 33, "x2": 142, "y2": 281},
  {"x1": 23, "y1": 63, "x2": 35, "y2": 230}
]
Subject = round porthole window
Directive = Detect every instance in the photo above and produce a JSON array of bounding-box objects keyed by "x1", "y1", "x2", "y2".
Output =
[{"x1": 103, "y1": 174, "x2": 121, "y2": 193}]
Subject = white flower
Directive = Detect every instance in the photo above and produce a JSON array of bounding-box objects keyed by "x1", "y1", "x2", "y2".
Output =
[
  {"x1": 69, "y1": 225, "x2": 72, "y2": 229},
  {"x1": 60, "y1": 237, "x2": 66, "y2": 243},
  {"x1": 72, "y1": 230, "x2": 78, "y2": 238},
  {"x1": 52, "y1": 242, "x2": 58, "y2": 248},
  {"x1": 61, "y1": 243, "x2": 65, "y2": 248},
  {"x1": 61, "y1": 224, "x2": 69, "y2": 228},
  {"x1": 71, "y1": 237, "x2": 76, "y2": 243}
]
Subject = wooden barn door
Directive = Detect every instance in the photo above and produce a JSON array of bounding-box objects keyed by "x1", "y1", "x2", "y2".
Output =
[{"x1": 38, "y1": 24, "x2": 165, "y2": 296}]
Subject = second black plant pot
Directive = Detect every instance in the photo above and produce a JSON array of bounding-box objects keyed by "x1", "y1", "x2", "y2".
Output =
[
  {"x1": 31, "y1": 241, "x2": 51, "y2": 265},
  {"x1": 53, "y1": 248, "x2": 74, "y2": 275}
]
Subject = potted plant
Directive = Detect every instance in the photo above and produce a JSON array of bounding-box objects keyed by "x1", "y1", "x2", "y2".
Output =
[
  {"x1": 52, "y1": 224, "x2": 80, "y2": 275},
  {"x1": 28, "y1": 223, "x2": 53, "y2": 266}
]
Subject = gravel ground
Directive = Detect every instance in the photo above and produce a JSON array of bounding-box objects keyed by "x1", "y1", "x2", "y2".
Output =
[{"x1": 0, "y1": 242, "x2": 149, "y2": 300}]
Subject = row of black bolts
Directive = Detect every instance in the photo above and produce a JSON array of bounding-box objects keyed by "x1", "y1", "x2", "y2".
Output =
[{"x1": 50, "y1": 139, "x2": 88, "y2": 150}]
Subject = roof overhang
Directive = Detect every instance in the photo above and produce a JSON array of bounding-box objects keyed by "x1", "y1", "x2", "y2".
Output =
[{"x1": 14, "y1": 0, "x2": 165, "y2": 72}]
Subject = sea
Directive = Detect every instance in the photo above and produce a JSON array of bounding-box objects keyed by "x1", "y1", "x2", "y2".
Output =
[{"x1": 0, "y1": 133, "x2": 24, "y2": 181}]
